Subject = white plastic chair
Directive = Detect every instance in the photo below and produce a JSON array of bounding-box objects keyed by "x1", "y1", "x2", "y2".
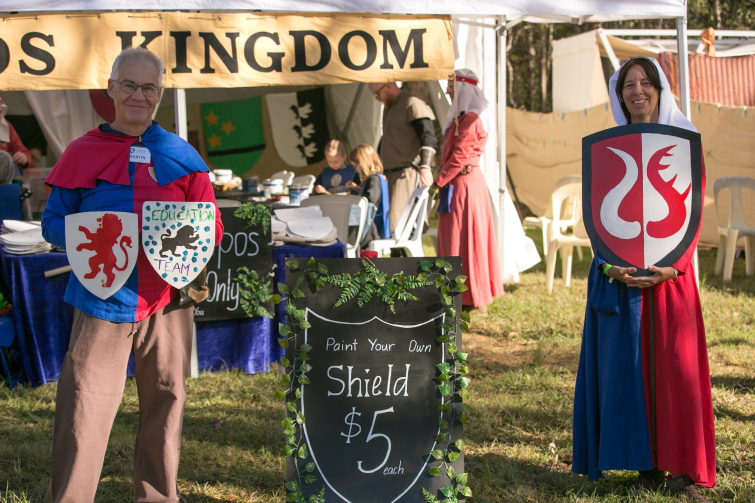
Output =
[
  {"x1": 545, "y1": 183, "x2": 592, "y2": 293},
  {"x1": 713, "y1": 176, "x2": 755, "y2": 281},
  {"x1": 291, "y1": 174, "x2": 316, "y2": 193},
  {"x1": 367, "y1": 186, "x2": 430, "y2": 257},
  {"x1": 301, "y1": 195, "x2": 368, "y2": 258},
  {"x1": 523, "y1": 175, "x2": 584, "y2": 260},
  {"x1": 270, "y1": 170, "x2": 295, "y2": 187}
]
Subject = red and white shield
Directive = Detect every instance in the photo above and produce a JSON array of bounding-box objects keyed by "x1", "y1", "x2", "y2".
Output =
[
  {"x1": 65, "y1": 212, "x2": 139, "y2": 299},
  {"x1": 583, "y1": 124, "x2": 702, "y2": 273}
]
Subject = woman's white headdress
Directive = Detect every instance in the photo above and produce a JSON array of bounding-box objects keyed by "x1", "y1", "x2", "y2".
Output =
[
  {"x1": 608, "y1": 58, "x2": 696, "y2": 132},
  {"x1": 446, "y1": 69, "x2": 492, "y2": 135}
]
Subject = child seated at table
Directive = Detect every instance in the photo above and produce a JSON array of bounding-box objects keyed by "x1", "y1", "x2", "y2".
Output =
[
  {"x1": 314, "y1": 140, "x2": 359, "y2": 194},
  {"x1": 345, "y1": 144, "x2": 391, "y2": 248}
]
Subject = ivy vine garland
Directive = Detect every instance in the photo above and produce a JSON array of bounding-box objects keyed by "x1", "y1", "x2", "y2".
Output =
[
  {"x1": 275, "y1": 257, "x2": 473, "y2": 503},
  {"x1": 232, "y1": 203, "x2": 278, "y2": 319}
]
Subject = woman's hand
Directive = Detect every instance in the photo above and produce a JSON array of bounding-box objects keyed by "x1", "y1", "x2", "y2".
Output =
[
  {"x1": 606, "y1": 264, "x2": 677, "y2": 288},
  {"x1": 344, "y1": 181, "x2": 358, "y2": 191}
]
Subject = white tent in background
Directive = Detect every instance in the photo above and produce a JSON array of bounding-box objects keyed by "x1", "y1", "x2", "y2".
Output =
[{"x1": 0, "y1": 0, "x2": 694, "y2": 283}]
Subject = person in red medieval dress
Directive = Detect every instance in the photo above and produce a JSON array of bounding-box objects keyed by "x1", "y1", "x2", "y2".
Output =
[
  {"x1": 572, "y1": 57, "x2": 715, "y2": 502},
  {"x1": 431, "y1": 69, "x2": 503, "y2": 315}
]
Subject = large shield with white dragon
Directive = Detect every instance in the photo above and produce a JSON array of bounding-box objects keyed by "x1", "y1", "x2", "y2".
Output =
[
  {"x1": 141, "y1": 201, "x2": 217, "y2": 288},
  {"x1": 582, "y1": 123, "x2": 703, "y2": 275},
  {"x1": 65, "y1": 211, "x2": 139, "y2": 299}
]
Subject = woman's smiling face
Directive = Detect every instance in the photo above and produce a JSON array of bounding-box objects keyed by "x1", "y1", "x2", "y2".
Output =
[{"x1": 621, "y1": 64, "x2": 660, "y2": 124}]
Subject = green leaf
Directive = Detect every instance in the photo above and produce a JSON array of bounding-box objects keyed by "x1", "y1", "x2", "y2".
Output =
[
  {"x1": 446, "y1": 466, "x2": 456, "y2": 480},
  {"x1": 281, "y1": 422, "x2": 295, "y2": 435},
  {"x1": 304, "y1": 462, "x2": 316, "y2": 473},
  {"x1": 455, "y1": 275, "x2": 468, "y2": 284},
  {"x1": 298, "y1": 374, "x2": 310, "y2": 385},
  {"x1": 459, "y1": 414, "x2": 469, "y2": 424},
  {"x1": 420, "y1": 260, "x2": 433, "y2": 272},
  {"x1": 446, "y1": 308, "x2": 456, "y2": 318},
  {"x1": 270, "y1": 294, "x2": 282, "y2": 304},
  {"x1": 456, "y1": 284, "x2": 469, "y2": 293},
  {"x1": 448, "y1": 451, "x2": 460, "y2": 462},
  {"x1": 438, "y1": 417, "x2": 449, "y2": 429},
  {"x1": 303, "y1": 474, "x2": 317, "y2": 485},
  {"x1": 300, "y1": 363, "x2": 313, "y2": 373},
  {"x1": 443, "y1": 262, "x2": 453, "y2": 273},
  {"x1": 307, "y1": 257, "x2": 316, "y2": 268},
  {"x1": 455, "y1": 472, "x2": 469, "y2": 486},
  {"x1": 284, "y1": 481, "x2": 298, "y2": 492},
  {"x1": 317, "y1": 263, "x2": 328, "y2": 274},
  {"x1": 274, "y1": 390, "x2": 286, "y2": 400},
  {"x1": 297, "y1": 352, "x2": 311, "y2": 361},
  {"x1": 297, "y1": 444, "x2": 309, "y2": 459},
  {"x1": 299, "y1": 343, "x2": 313, "y2": 353},
  {"x1": 436, "y1": 362, "x2": 451, "y2": 374},
  {"x1": 296, "y1": 412, "x2": 306, "y2": 424},
  {"x1": 417, "y1": 272, "x2": 428, "y2": 282},
  {"x1": 447, "y1": 342, "x2": 458, "y2": 353},
  {"x1": 280, "y1": 357, "x2": 291, "y2": 367},
  {"x1": 286, "y1": 434, "x2": 297, "y2": 445},
  {"x1": 458, "y1": 365, "x2": 469, "y2": 375},
  {"x1": 281, "y1": 374, "x2": 291, "y2": 386},
  {"x1": 454, "y1": 439, "x2": 465, "y2": 450},
  {"x1": 279, "y1": 324, "x2": 291, "y2": 337},
  {"x1": 442, "y1": 295, "x2": 453, "y2": 306},
  {"x1": 286, "y1": 401, "x2": 296, "y2": 412},
  {"x1": 285, "y1": 493, "x2": 298, "y2": 502},
  {"x1": 282, "y1": 445, "x2": 293, "y2": 456},
  {"x1": 278, "y1": 282, "x2": 289, "y2": 294},
  {"x1": 428, "y1": 466, "x2": 441, "y2": 477},
  {"x1": 287, "y1": 260, "x2": 299, "y2": 271},
  {"x1": 460, "y1": 321, "x2": 470, "y2": 333},
  {"x1": 431, "y1": 449, "x2": 444, "y2": 460},
  {"x1": 435, "y1": 276, "x2": 446, "y2": 288},
  {"x1": 459, "y1": 403, "x2": 472, "y2": 413},
  {"x1": 438, "y1": 384, "x2": 452, "y2": 396},
  {"x1": 435, "y1": 433, "x2": 447, "y2": 442},
  {"x1": 298, "y1": 320, "x2": 312, "y2": 330},
  {"x1": 278, "y1": 338, "x2": 289, "y2": 349},
  {"x1": 456, "y1": 352, "x2": 469, "y2": 363},
  {"x1": 437, "y1": 403, "x2": 451, "y2": 412},
  {"x1": 460, "y1": 311, "x2": 471, "y2": 323},
  {"x1": 458, "y1": 389, "x2": 470, "y2": 401},
  {"x1": 439, "y1": 486, "x2": 454, "y2": 497},
  {"x1": 295, "y1": 389, "x2": 301, "y2": 399},
  {"x1": 437, "y1": 373, "x2": 450, "y2": 382},
  {"x1": 441, "y1": 322, "x2": 453, "y2": 332},
  {"x1": 441, "y1": 285, "x2": 451, "y2": 295},
  {"x1": 457, "y1": 377, "x2": 470, "y2": 388},
  {"x1": 434, "y1": 258, "x2": 446, "y2": 268},
  {"x1": 459, "y1": 485, "x2": 473, "y2": 497},
  {"x1": 422, "y1": 488, "x2": 438, "y2": 503},
  {"x1": 293, "y1": 289, "x2": 305, "y2": 298}
]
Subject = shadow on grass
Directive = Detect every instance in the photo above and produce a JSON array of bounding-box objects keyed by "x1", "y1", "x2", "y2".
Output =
[{"x1": 710, "y1": 375, "x2": 755, "y2": 394}]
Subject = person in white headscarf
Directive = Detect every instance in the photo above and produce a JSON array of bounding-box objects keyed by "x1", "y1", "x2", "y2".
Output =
[
  {"x1": 430, "y1": 69, "x2": 502, "y2": 315},
  {"x1": 572, "y1": 57, "x2": 715, "y2": 502},
  {"x1": 0, "y1": 96, "x2": 32, "y2": 170}
]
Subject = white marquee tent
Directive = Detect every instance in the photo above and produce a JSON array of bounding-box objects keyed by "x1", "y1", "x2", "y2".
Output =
[{"x1": 0, "y1": 0, "x2": 695, "y2": 281}]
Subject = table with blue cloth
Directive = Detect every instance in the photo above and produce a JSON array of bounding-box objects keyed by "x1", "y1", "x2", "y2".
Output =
[{"x1": 0, "y1": 241, "x2": 345, "y2": 385}]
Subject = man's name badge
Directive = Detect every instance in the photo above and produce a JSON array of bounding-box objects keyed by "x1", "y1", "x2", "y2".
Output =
[{"x1": 129, "y1": 145, "x2": 151, "y2": 163}]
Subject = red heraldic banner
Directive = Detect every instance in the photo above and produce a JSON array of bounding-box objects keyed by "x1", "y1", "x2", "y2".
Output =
[{"x1": 582, "y1": 123, "x2": 702, "y2": 275}]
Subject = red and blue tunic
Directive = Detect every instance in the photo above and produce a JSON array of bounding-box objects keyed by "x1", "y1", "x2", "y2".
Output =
[{"x1": 41, "y1": 123, "x2": 223, "y2": 323}]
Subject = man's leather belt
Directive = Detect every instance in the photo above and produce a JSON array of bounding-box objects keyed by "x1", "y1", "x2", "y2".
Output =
[{"x1": 384, "y1": 164, "x2": 416, "y2": 174}]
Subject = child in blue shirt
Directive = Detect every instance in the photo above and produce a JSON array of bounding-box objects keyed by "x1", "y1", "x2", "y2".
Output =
[{"x1": 314, "y1": 140, "x2": 358, "y2": 194}]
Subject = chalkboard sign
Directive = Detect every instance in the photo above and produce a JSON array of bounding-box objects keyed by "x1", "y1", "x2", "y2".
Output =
[
  {"x1": 194, "y1": 205, "x2": 272, "y2": 320},
  {"x1": 285, "y1": 258, "x2": 465, "y2": 502}
]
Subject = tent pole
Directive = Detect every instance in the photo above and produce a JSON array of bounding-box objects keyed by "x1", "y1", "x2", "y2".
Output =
[
  {"x1": 340, "y1": 83, "x2": 365, "y2": 152},
  {"x1": 497, "y1": 15, "x2": 508, "y2": 278},
  {"x1": 676, "y1": 15, "x2": 700, "y2": 284},
  {"x1": 174, "y1": 88, "x2": 188, "y2": 141}
]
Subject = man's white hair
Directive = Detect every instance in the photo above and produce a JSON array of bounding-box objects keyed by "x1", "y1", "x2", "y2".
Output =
[{"x1": 110, "y1": 47, "x2": 164, "y2": 86}]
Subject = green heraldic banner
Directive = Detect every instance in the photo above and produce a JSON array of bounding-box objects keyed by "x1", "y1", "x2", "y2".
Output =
[{"x1": 201, "y1": 97, "x2": 265, "y2": 174}]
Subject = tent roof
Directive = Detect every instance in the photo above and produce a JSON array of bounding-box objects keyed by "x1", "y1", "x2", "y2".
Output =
[{"x1": 0, "y1": 0, "x2": 687, "y2": 17}]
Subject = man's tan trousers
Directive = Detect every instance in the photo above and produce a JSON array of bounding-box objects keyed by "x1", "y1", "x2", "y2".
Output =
[
  {"x1": 44, "y1": 298, "x2": 193, "y2": 503},
  {"x1": 386, "y1": 166, "x2": 419, "y2": 233}
]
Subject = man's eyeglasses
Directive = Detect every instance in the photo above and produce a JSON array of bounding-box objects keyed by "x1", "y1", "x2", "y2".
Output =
[
  {"x1": 372, "y1": 84, "x2": 389, "y2": 98},
  {"x1": 112, "y1": 80, "x2": 160, "y2": 97}
]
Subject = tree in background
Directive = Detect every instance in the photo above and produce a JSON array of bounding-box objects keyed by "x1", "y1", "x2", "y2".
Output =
[{"x1": 507, "y1": 0, "x2": 755, "y2": 113}]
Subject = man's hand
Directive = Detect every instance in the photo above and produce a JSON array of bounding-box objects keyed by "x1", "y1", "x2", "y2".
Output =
[
  {"x1": 418, "y1": 168, "x2": 433, "y2": 187},
  {"x1": 12, "y1": 152, "x2": 28, "y2": 167},
  {"x1": 606, "y1": 264, "x2": 676, "y2": 288}
]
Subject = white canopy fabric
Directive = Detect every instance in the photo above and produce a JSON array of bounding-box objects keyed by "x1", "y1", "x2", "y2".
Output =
[{"x1": 0, "y1": 0, "x2": 687, "y2": 17}]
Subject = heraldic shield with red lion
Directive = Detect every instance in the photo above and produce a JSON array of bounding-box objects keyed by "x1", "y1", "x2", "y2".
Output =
[
  {"x1": 65, "y1": 212, "x2": 139, "y2": 300},
  {"x1": 582, "y1": 123, "x2": 703, "y2": 275}
]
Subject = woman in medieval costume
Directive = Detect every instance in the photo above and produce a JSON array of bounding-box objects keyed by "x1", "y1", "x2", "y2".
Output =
[
  {"x1": 572, "y1": 57, "x2": 715, "y2": 502},
  {"x1": 431, "y1": 69, "x2": 503, "y2": 315}
]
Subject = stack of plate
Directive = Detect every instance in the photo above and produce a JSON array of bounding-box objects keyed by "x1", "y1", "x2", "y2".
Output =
[
  {"x1": 270, "y1": 208, "x2": 338, "y2": 247},
  {"x1": 0, "y1": 220, "x2": 53, "y2": 254}
]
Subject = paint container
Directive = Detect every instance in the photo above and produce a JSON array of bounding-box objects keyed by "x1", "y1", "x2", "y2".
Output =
[
  {"x1": 243, "y1": 176, "x2": 259, "y2": 192},
  {"x1": 214, "y1": 169, "x2": 233, "y2": 185},
  {"x1": 262, "y1": 178, "x2": 283, "y2": 198},
  {"x1": 288, "y1": 184, "x2": 310, "y2": 206}
]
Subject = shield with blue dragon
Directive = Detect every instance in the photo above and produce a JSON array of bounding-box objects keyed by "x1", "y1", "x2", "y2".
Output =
[
  {"x1": 141, "y1": 201, "x2": 216, "y2": 287},
  {"x1": 582, "y1": 123, "x2": 703, "y2": 275}
]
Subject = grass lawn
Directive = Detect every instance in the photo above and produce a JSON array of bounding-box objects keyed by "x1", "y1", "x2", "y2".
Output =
[{"x1": 1, "y1": 229, "x2": 753, "y2": 502}]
